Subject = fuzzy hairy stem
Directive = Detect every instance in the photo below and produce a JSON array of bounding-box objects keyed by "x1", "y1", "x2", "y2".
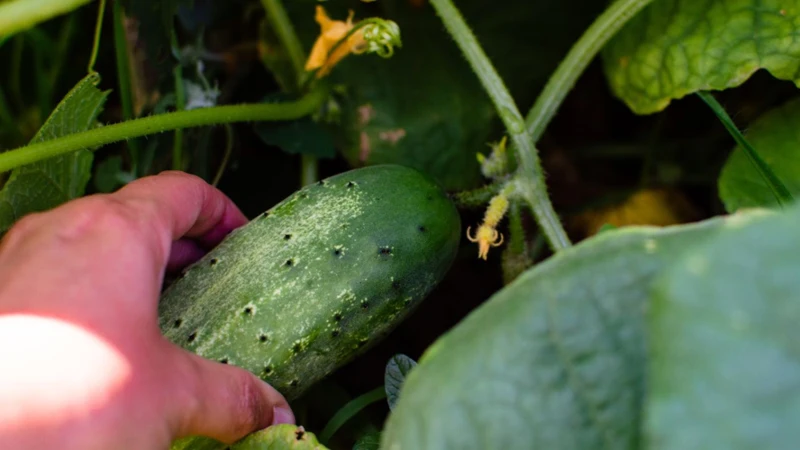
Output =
[
  {"x1": 525, "y1": 0, "x2": 655, "y2": 142},
  {"x1": 430, "y1": 0, "x2": 571, "y2": 251},
  {"x1": 261, "y1": 0, "x2": 306, "y2": 82},
  {"x1": 0, "y1": 84, "x2": 329, "y2": 173}
]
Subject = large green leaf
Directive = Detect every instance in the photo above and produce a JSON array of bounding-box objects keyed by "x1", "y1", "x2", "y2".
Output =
[
  {"x1": 603, "y1": 0, "x2": 800, "y2": 115},
  {"x1": 380, "y1": 211, "x2": 769, "y2": 450},
  {"x1": 718, "y1": 97, "x2": 800, "y2": 212},
  {"x1": 646, "y1": 202, "x2": 800, "y2": 450},
  {"x1": 0, "y1": 72, "x2": 108, "y2": 233}
]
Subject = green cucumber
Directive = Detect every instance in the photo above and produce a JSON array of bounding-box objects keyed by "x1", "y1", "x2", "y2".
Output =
[{"x1": 159, "y1": 165, "x2": 460, "y2": 448}]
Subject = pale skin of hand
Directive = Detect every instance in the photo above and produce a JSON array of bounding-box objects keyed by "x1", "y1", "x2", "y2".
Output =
[{"x1": 0, "y1": 171, "x2": 295, "y2": 450}]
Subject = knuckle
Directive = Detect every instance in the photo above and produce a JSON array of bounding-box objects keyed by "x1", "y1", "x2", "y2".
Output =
[
  {"x1": 46, "y1": 196, "x2": 161, "y2": 258},
  {"x1": 140, "y1": 170, "x2": 207, "y2": 193},
  {"x1": 161, "y1": 170, "x2": 203, "y2": 183},
  {"x1": 6, "y1": 212, "x2": 43, "y2": 236},
  {"x1": 1, "y1": 212, "x2": 46, "y2": 248},
  {"x1": 60, "y1": 196, "x2": 139, "y2": 239},
  {"x1": 229, "y1": 371, "x2": 267, "y2": 436}
]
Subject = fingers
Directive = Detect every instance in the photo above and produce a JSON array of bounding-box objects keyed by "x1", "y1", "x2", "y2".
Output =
[
  {"x1": 169, "y1": 349, "x2": 295, "y2": 444},
  {"x1": 167, "y1": 240, "x2": 206, "y2": 273},
  {"x1": 6, "y1": 171, "x2": 247, "y2": 270},
  {"x1": 112, "y1": 171, "x2": 249, "y2": 264},
  {"x1": 0, "y1": 171, "x2": 248, "y2": 318}
]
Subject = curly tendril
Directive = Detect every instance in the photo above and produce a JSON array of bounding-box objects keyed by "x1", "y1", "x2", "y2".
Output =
[
  {"x1": 305, "y1": 7, "x2": 402, "y2": 78},
  {"x1": 359, "y1": 20, "x2": 402, "y2": 58}
]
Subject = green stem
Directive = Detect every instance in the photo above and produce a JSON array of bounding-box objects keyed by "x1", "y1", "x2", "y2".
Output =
[
  {"x1": 260, "y1": 0, "x2": 321, "y2": 187},
  {"x1": 261, "y1": 0, "x2": 306, "y2": 80},
  {"x1": 112, "y1": 0, "x2": 140, "y2": 172},
  {"x1": 49, "y1": 13, "x2": 77, "y2": 95},
  {"x1": 211, "y1": 124, "x2": 234, "y2": 187},
  {"x1": 697, "y1": 91, "x2": 793, "y2": 207},
  {"x1": 9, "y1": 36, "x2": 24, "y2": 111},
  {"x1": 319, "y1": 387, "x2": 386, "y2": 445},
  {"x1": 452, "y1": 181, "x2": 505, "y2": 209},
  {"x1": 429, "y1": 0, "x2": 570, "y2": 251},
  {"x1": 507, "y1": 201, "x2": 526, "y2": 255},
  {"x1": 172, "y1": 65, "x2": 186, "y2": 171},
  {"x1": 0, "y1": 86, "x2": 22, "y2": 143},
  {"x1": 0, "y1": 0, "x2": 94, "y2": 38},
  {"x1": 300, "y1": 154, "x2": 318, "y2": 186},
  {"x1": 29, "y1": 30, "x2": 52, "y2": 115},
  {"x1": 112, "y1": 2, "x2": 132, "y2": 117},
  {"x1": 86, "y1": 0, "x2": 106, "y2": 73},
  {"x1": 525, "y1": 0, "x2": 654, "y2": 142},
  {"x1": 0, "y1": 84, "x2": 329, "y2": 173}
]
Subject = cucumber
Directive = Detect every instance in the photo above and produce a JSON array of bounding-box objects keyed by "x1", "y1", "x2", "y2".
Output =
[{"x1": 159, "y1": 165, "x2": 460, "y2": 448}]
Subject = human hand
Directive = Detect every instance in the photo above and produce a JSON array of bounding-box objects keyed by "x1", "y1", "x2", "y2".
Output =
[{"x1": 0, "y1": 171, "x2": 294, "y2": 450}]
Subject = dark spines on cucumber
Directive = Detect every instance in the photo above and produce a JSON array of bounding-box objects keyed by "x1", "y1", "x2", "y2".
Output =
[{"x1": 158, "y1": 165, "x2": 460, "y2": 401}]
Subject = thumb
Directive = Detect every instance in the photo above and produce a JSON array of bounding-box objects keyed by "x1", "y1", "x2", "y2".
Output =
[{"x1": 168, "y1": 349, "x2": 295, "y2": 444}]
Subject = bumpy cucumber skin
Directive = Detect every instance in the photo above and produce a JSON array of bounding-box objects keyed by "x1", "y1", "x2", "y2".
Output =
[
  {"x1": 230, "y1": 425, "x2": 327, "y2": 450},
  {"x1": 159, "y1": 165, "x2": 460, "y2": 401}
]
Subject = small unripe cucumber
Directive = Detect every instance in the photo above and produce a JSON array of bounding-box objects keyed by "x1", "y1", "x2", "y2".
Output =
[
  {"x1": 230, "y1": 425, "x2": 326, "y2": 450},
  {"x1": 160, "y1": 165, "x2": 460, "y2": 448}
]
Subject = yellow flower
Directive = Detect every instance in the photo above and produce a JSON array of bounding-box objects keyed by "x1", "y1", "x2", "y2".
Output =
[
  {"x1": 305, "y1": 6, "x2": 368, "y2": 78},
  {"x1": 466, "y1": 192, "x2": 510, "y2": 260},
  {"x1": 467, "y1": 224, "x2": 505, "y2": 260}
]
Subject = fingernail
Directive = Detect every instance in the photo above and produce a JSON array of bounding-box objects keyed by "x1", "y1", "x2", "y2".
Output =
[{"x1": 272, "y1": 406, "x2": 295, "y2": 426}]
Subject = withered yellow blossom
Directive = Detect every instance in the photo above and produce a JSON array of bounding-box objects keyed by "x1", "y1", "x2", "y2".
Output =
[
  {"x1": 305, "y1": 6, "x2": 368, "y2": 78},
  {"x1": 467, "y1": 192, "x2": 510, "y2": 260}
]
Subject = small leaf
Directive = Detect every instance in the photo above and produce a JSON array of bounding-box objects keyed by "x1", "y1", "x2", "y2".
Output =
[
  {"x1": 718, "y1": 97, "x2": 800, "y2": 212},
  {"x1": 231, "y1": 424, "x2": 329, "y2": 450},
  {"x1": 381, "y1": 210, "x2": 770, "y2": 450},
  {"x1": 603, "y1": 0, "x2": 800, "y2": 114},
  {"x1": 0, "y1": 73, "x2": 108, "y2": 234},
  {"x1": 646, "y1": 203, "x2": 800, "y2": 450},
  {"x1": 352, "y1": 431, "x2": 381, "y2": 450},
  {"x1": 384, "y1": 353, "x2": 417, "y2": 410},
  {"x1": 255, "y1": 118, "x2": 336, "y2": 158}
]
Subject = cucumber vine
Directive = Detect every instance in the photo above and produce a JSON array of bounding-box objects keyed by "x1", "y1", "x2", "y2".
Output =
[
  {"x1": 433, "y1": 0, "x2": 659, "y2": 259},
  {"x1": 0, "y1": 85, "x2": 330, "y2": 173}
]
